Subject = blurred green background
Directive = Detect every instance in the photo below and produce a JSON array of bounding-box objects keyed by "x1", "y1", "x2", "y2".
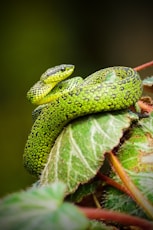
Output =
[{"x1": 0, "y1": 1, "x2": 153, "y2": 197}]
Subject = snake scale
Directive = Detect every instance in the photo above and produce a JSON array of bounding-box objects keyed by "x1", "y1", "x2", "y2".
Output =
[{"x1": 23, "y1": 64, "x2": 143, "y2": 176}]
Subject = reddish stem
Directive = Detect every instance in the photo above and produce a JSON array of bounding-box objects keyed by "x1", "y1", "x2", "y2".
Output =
[
  {"x1": 134, "y1": 60, "x2": 153, "y2": 71},
  {"x1": 79, "y1": 207, "x2": 153, "y2": 230},
  {"x1": 97, "y1": 172, "x2": 131, "y2": 197},
  {"x1": 133, "y1": 60, "x2": 153, "y2": 113}
]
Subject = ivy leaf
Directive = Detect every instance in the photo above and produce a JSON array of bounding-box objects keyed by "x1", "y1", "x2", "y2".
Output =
[
  {"x1": 40, "y1": 111, "x2": 138, "y2": 194},
  {"x1": 0, "y1": 182, "x2": 89, "y2": 230}
]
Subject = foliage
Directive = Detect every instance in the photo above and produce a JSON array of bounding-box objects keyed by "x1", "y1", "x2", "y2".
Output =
[{"x1": 0, "y1": 75, "x2": 153, "y2": 229}]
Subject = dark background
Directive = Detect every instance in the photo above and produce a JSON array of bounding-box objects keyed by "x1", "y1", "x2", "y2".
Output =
[{"x1": 0, "y1": 1, "x2": 153, "y2": 197}]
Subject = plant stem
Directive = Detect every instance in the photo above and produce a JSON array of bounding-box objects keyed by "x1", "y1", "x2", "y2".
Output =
[
  {"x1": 97, "y1": 172, "x2": 131, "y2": 196},
  {"x1": 134, "y1": 60, "x2": 153, "y2": 71},
  {"x1": 79, "y1": 207, "x2": 153, "y2": 229},
  {"x1": 107, "y1": 151, "x2": 153, "y2": 220}
]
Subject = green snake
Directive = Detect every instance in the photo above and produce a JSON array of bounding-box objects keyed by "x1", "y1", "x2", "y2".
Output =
[{"x1": 23, "y1": 64, "x2": 143, "y2": 176}]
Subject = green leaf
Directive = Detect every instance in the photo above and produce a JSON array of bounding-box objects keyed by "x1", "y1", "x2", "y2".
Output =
[
  {"x1": 67, "y1": 180, "x2": 100, "y2": 203},
  {"x1": 143, "y1": 76, "x2": 153, "y2": 87},
  {"x1": 139, "y1": 112, "x2": 153, "y2": 137},
  {"x1": 40, "y1": 111, "x2": 137, "y2": 194},
  {"x1": 103, "y1": 113, "x2": 153, "y2": 219},
  {"x1": 102, "y1": 188, "x2": 148, "y2": 219},
  {"x1": 89, "y1": 220, "x2": 115, "y2": 230},
  {"x1": 0, "y1": 182, "x2": 89, "y2": 230}
]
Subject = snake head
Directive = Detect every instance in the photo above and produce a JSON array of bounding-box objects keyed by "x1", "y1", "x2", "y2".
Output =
[
  {"x1": 26, "y1": 64, "x2": 75, "y2": 105},
  {"x1": 40, "y1": 64, "x2": 75, "y2": 84}
]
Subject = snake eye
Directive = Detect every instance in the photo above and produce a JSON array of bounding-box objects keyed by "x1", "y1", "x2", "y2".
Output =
[{"x1": 60, "y1": 66, "x2": 66, "y2": 72}]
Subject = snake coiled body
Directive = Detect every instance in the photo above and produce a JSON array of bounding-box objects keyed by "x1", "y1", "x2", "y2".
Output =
[{"x1": 23, "y1": 65, "x2": 142, "y2": 176}]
